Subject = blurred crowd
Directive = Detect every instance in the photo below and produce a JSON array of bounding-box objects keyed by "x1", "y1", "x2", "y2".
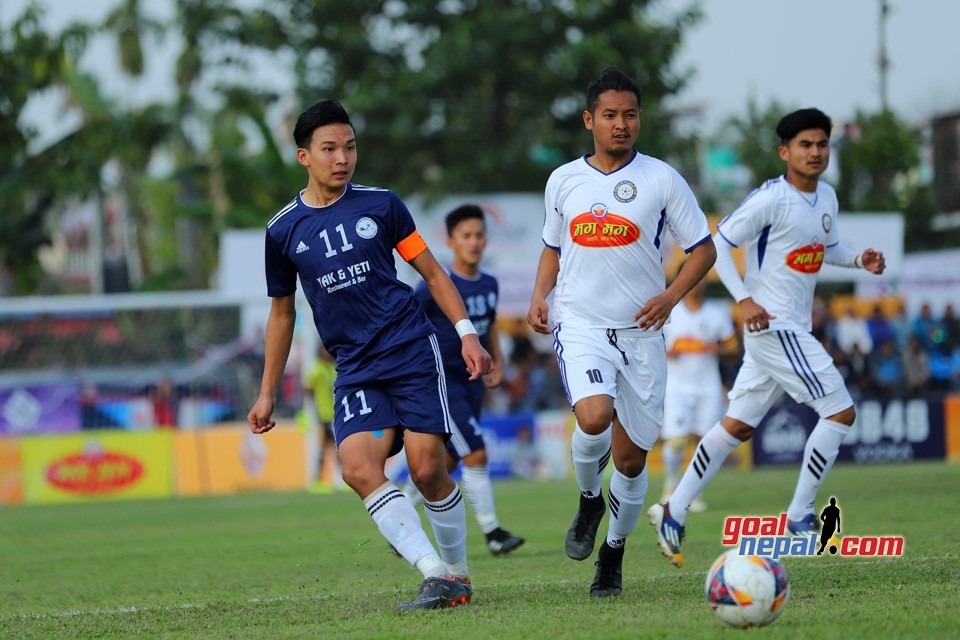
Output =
[
  {"x1": 815, "y1": 300, "x2": 960, "y2": 400},
  {"x1": 482, "y1": 299, "x2": 960, "y2": 416}
]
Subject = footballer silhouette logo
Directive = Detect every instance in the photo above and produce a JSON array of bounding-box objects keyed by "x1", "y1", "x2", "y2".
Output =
[{"x1": 817, "y1": 497, "x2": 841, "y2": 555}]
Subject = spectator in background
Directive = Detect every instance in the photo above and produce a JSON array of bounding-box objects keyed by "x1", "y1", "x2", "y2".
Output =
[
  {"x1": 847, "y1": 343, "x2": 870, "y2": 394},
  {"x1": 811, "y1": 296, "x2": 835, "y2": 347},
  {"x1": 504, "y1": 344, "x2": 544, "y2": 413},
  {"x1": 891, "y1": 301, "x2": 912, "y2": 350},
  {"x1": 866, "y1": 303, "x2": 895, "y2": 348},
  {"x1": 942, "y1": 304, "x2": 960, "y2": 352},
  {"x1": 911, "y1": 303, "x2": 941, "y2": 351},
  {"x1": 902, "y1": 335, "x2": 931, "y2": 396},
  {"x1": 835, "y1": 307, "x2": 873, "y2": 356},
  {"x1": 868, "y1": 338, "x2": 903, "y2": 396},
  {"x1": 152, "y1": 378, "x2": 177, "y2": 428},
  {"x1": 537, "y1": 351, "x2": 568, "y2": 411},
  {"x1": 510, "y1": 423, "x2": 544, "y2": 480}
]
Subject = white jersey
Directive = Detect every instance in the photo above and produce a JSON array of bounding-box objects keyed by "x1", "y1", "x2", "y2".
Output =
[
  {"x1": 543, "y1": 151, "x2": 711, "y2": 329},
  {"x1": 664, "y1": 300, "x2": 735, "y2": 392},
  {"x1": 716, "y1": 176, "x2": 840, "y2": 333}
]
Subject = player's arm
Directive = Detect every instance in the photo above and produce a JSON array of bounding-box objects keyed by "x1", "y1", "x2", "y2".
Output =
[
  {"x1": 713, "y1": 234, "x2": 776, "y2": 333},
  {"x1": 527, "y1": 245, "x2": 559, "y2": 334},
  {"x1": 824, "y1": 243, "x2": 886, "y2": 275},
  {"x1": 636, "y1": 239, "x2": 716, "y2": 331},
  {"x1": 248, "y1": 294, "x2": 296, "y2": 434},
  {"x1": 409, "y1": 247, "x2": 492, "y2": 380},
  {"x1": 484, "y1": 320, "x2": 505, "y2": 388}
]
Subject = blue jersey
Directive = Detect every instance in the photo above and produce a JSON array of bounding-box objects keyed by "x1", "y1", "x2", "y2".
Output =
[
  {"x1": 414, "y1": 269, "x2": 498, "y2": 380},
  {"x1": 264, "y1": 184, "x2": 434, "y2": 381}
]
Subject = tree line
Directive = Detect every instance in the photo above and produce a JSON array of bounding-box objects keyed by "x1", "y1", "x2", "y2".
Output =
[{"x1": 0, "y1": 0, "x2": 942, "y2": 295}]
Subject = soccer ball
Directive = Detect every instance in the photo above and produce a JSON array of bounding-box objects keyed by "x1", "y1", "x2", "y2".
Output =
[{"x1": 705, "y1": 549, "x2": 790, "y2": 628}]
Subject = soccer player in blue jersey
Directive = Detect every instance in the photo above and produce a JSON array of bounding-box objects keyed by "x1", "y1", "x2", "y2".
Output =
[
  {"x1": 247, "y1": 99, "x2": 492, "y2": 612},
  {"x1": 401, "y1": 204, "x2": 525, "y2": 556}
]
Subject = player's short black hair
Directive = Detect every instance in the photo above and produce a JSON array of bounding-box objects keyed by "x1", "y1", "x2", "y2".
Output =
[
  {"x1": 776, "y1": 108, "x2": 832, "y2": 144},
  {"x1": 586, "y1": 67, "x2": 642, "y2": 114},
  {"x1": 293, "y1": 99, "x2": 354, "y2": 149},
  {"x1": 445, "y1": 204, "x2": 485, "y2": 237}
]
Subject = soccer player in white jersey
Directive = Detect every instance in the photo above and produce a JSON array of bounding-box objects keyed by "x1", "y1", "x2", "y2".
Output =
[
  {"x1": 527, "y1": 67, "x2": 716, "y2": 598},
  {"x1": 248, "y1": 100, "x2": 492, "y2": 611},
  {"x1": 660, "y1": 279, "x2": 738, "y2": 512},
  {"x1": 648, "y1": 108, "x2": 886, "y2": 569}
]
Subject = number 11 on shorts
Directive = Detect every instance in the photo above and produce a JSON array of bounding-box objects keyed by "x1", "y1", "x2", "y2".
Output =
[{"x1": 342, "y1": 390, "x2": 373, "y2": 422}]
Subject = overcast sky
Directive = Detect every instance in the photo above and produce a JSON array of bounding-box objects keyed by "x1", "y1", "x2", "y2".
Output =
[{"x1": 4, "y1": 0, "x2": 959, "y2": 137}]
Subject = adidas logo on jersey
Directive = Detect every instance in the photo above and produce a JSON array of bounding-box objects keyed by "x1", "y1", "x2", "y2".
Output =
[{"x1": 296, "y1": 241, "x2": 310, "y2": 254}]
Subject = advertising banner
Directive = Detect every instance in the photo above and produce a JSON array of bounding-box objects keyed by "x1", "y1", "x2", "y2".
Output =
[
  {"x1": 20, "y1": 431, "x2": 173, "y2": 504},
  {"x1": 753, "y1": 398, "x2": 946, "y2": 466},
  {"x1": 174, "y1": 424, "x2": 306, "y2": 496},
  {"x1": 0, "y1": 383, "x2": 81, "y2": 435},
  {"x1": 0, "y1": 439, "x2": 23, "y2": 505}
]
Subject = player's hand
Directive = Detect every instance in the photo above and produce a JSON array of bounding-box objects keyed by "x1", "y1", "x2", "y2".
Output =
[
  {"x1": 461, "y1": 334, "x2": 493, "y2": 381},
  {"x1": 860, "y1": 248, "x2": 886, "y2": 274},
  {"x1": 634, "y1": 292, "x2": 675, "y2": 331},
  {"x1": 527, "y1": 297, "x2": 551, "y2": 334},
  {"x1": 247, "y1": 395, "x2": 277, "y2": 434},
  {"x1": 740, "y1": 297, "x2": 776, "y2": 333},
  {"x1": 483, "y1": 362, "x2": 503, "y2": 388}
]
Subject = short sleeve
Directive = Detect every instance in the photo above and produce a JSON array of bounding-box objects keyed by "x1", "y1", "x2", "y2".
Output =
[
  {"x1": 717, "y1": 187, "x2": 777, "y2": 248},
  {"x1": 264, "y1": 232, "x2": 297, "y2": 297},
  {"x1": 662, "y1": 166, "x2": 711, "y2": 251},
  {"x1": 542, "y1": 172, "x2": 563, "y2": 249}
]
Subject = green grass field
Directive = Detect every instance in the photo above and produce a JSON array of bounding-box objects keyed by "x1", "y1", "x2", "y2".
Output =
[{"x1": 2, "y1": 461, "x2": 958, "y2": 639}]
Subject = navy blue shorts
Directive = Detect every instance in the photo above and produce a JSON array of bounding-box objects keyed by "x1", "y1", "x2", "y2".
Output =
[
  {"x1": 333, "y1": 334, "x2": 451, "y2": 457},
  {"x1": 444, "y1": 373, "x2": 487, "y2": 461}
]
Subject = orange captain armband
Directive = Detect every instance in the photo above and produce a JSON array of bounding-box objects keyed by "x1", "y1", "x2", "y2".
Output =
[{"x1": 396, "y1": 230, "x2": 428, "y2": 261}]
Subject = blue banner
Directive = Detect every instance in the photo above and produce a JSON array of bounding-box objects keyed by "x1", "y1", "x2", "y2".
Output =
[{"x1": 752, "y1": 398, "x2": 946, "y2": 466}]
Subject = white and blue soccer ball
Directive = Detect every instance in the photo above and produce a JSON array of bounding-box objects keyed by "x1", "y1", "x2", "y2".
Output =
[{"x1": 705, "y1": 549, "x2": 790, "y2": 628}]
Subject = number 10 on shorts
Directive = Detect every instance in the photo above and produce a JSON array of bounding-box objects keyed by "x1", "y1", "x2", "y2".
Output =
[{"x1": 586, "y1": 369, "x2": 603, "y2": 384}]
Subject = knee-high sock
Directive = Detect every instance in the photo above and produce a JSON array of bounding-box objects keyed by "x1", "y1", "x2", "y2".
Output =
[
  {"x1": 606, "y1": 467, "x2": 648, "y2": 547},
  {"x1": 661, "y1": 438, "x2": 686, "y2": 492},
  {"x1": 668, "y1": 424, "x2": 741, "y2": 526},
  {"x1": 364, "y1": 483, "x2": 446, "y2": 578},
  {"x1": 461, "y1": 464, "x2": 499, "y2": 534},
  {"x1": 787, "y1": 419, "x2": 848, "y2": 521},
  {"x1": 422, "y1": 485, "x2": 469, "y2": 578},
  {"x1": 571, "y1": 423, "x2": 612, "y2": 498}
]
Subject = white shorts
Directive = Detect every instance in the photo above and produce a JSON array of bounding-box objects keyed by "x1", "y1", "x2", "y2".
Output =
[
  {"x1": 727, "y1": 329, "x2": 853, "y2": 426},
  {"x1": 552, "y1": 323, "x2": 666, "y2": 451},
  {"x1": 661, "y1": 386, "x2": 724, "y2": 439}
]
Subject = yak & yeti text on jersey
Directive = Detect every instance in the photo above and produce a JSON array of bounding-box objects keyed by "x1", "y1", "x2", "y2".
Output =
[{"x1": 318, "y1": 260, "x2": 371, "y2": 293}]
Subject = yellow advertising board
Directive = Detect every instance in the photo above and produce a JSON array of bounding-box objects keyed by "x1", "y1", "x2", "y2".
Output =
[
  {"x1": 0, "y1": 439, "x2": 24, "y2": 505},
  {"x1": 20, "y1": 431, "x2": 173, "y2": 504},
  {"x1": 175, "y1": 424, "x2": 306, "y2": 496}
]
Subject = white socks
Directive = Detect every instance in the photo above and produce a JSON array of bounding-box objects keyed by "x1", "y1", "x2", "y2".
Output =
[
  {"x1": 571, "y1": 423, "x2": 612, "y2": 498},
  {"x1": 661, "y1": 437, "x2": 685, "y2": 493},
  {"x1": 423, "y1": 485, "x2": 469, "y2": 578},
  {"x1": 461, "y1": 464, "x2": 499, "y2": 534},
  {"x1": 668, "y1": 424, "x2": 742, "y2": 526},
  {"x1": 787, "y1": 419, "x2": 848, "y2": 521},
  {"x1": 606, "y1": 467, "x2": 648, "y2": 547},
  {"x1": 363, "y1": 483, "x2": 446, "y2": 578}
]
